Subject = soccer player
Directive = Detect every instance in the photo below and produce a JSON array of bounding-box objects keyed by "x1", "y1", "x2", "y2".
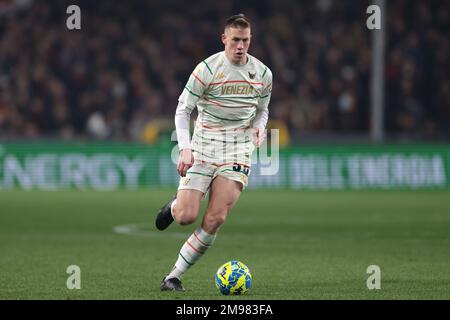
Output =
[{"x1": 155, "y1": 14, "x2": 272, "y2": 291}]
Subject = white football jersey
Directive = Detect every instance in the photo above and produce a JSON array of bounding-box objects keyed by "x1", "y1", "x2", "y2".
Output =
[{"x1": 178, "y1": 51, "x2": 273, "y2": 165}]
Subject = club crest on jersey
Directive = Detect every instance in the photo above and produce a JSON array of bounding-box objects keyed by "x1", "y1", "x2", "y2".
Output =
[
  {"x1": 248, "y1": 71, "x2": 256, "y2": 79},
  {"x1": 180, "y1": 177, "x2": 190, "y2": 186}
]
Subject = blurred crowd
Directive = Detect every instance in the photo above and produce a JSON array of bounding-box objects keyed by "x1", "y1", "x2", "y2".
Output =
[{"x1": 0, "y1": 0, "x2": 448, "y2": 143}]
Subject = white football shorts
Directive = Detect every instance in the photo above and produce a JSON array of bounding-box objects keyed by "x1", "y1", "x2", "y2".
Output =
[{"x1": 177, "y1": 161, "x2": 251, "y2": 194}]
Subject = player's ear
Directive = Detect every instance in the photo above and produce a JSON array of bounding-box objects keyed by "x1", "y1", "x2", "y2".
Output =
[{"x1": 221, "y1": 33, "x2": 226, "y2": 45}]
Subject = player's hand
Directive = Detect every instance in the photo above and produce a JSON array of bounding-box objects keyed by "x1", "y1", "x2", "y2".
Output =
[
  {"x1": 253, "y1": 127, "x2": 266, "y2": 148},
  {"x1": 177, "y1": 148, "x2": 194, "y2": 177}
]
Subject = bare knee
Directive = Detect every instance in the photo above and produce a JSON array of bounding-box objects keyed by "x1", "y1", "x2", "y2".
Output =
[
  {"x1": 173, "y1": 190, "x2": 203, "y2": 226},
  {"x1": 173, "y1": 206, "x2": 198, "y2": 225}
]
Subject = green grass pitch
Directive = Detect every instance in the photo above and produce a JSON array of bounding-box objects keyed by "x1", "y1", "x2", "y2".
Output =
[{"x1": 0, "y1": 189, "x2": 449, "y2": 299}]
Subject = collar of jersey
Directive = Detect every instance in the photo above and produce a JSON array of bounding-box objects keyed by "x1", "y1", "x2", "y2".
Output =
[{"x1": 222, "y1": 51, "x2": 251, "y2": 69}]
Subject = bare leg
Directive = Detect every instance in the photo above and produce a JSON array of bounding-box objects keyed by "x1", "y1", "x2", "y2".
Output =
[
  {"x1": 172, "y1": 189, "x2": 204, "y2": 225},
  {"x1": 162, "y1": 177, "x2": 241, "y2": 285},
  {"x1": 201, "y1": 176, "x2": 242, "y2": 234}
]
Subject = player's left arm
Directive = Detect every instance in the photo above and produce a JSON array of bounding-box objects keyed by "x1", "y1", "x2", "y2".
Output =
[{"x1": 252, "y1": 67, "x2": 273, "y2": 147}]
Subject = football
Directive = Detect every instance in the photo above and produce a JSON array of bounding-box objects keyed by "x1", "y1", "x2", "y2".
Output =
[{"x1": 215, "y1": 260, "x2": 252, "y2": 295}]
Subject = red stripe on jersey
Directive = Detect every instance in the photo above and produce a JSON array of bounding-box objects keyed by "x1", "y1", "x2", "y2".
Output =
[
  {"x1": 204, "y1": 96, "x2": 225, "y2": 107},
  {"x1": 192, "y1": 73, "x2": 206, "y2": 87}
]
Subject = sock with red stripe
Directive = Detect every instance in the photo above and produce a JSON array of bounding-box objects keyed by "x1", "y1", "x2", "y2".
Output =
[{"x1": 165, "y1": 227, "x2": 216, "y2": 280}]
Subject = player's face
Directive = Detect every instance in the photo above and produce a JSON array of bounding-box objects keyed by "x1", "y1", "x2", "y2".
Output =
[{"x1": 222, "y1": 27, "x2": 251, "y2": 65}]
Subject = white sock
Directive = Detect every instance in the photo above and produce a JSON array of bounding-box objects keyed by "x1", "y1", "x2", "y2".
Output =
[{"x1": 166, "y1": 227, "x2": 216, "y2": 280}]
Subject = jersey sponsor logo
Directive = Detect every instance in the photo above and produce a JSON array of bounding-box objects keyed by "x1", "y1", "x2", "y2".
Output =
[
  {"x1": 216, "y1": 72, "x2": 225, "y2": 80},
  {"x1": 220, "y1": 85, "x2": 255, "y2": 95},
  {"x1": 248, "y1": 71, "x2": 256, "y2": 79}
]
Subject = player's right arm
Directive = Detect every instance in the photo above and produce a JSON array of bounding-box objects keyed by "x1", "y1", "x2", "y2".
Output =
[{"x1": 175, "y1": 61, "x2": 212, "y2": 176}]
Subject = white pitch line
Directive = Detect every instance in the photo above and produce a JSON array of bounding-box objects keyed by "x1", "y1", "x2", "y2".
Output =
[
  {"x1": 113, "y1": 222, "x2": 191, "y2": 239},
  {"x1": 113, "y1": 222, "x2": 280, "y2": 241}
]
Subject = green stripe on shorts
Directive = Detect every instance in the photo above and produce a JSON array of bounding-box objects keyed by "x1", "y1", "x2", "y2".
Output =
[{"x1": 187, "y1": 171, "x2": 213, "y2": 177}]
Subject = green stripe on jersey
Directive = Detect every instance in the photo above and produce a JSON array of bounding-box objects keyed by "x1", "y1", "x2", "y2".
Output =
[
  {"x1": 262, "y1": 66, "x2": 267, "y2": 78},
  {"x1": 194, "y1": 131, "x2": 252, "y2": 143},
  {"x1": 202, "y1": 61, "x2": 213, "y2": 75},
  {"x1": 184, "y1": 86, "x2": 201, "y2": 98},
  {"x1": 203, "y1": 109, "x2": 255, "y2": 122},
  {"x1": 192, "y1": 149, "x2": 216, "y2": 159}
]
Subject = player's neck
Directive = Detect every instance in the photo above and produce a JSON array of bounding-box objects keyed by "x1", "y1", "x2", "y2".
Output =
[{"x1": 224, "y1": 52, "x2": 249, "y2": 66}]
